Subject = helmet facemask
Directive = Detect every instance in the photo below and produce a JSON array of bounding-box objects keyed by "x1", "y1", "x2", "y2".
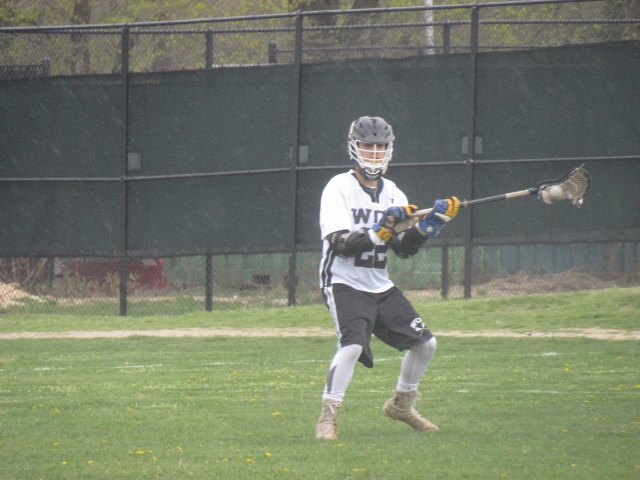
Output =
[
  {"x1": 347, "y1": 116, "x2": 395, "y2": 181},
  {"x1": 348, "y1": 139, "x2": 393, "y2": 180}
]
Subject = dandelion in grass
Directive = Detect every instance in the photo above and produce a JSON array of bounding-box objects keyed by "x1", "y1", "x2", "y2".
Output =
[
  {"x1": 265, "y1": 453, "x2": 272, "y2": 458},
  {"x1": 61, "y1": 461, "x2": 67, "y2": 465},
  {"x1": 246, "y1": 458, "x2": 254, "y2": 463},
  {"x1": 88, "y1": 460, "x2": 94, "y2": 464},
  {"x1": 272, "y1": 411, "x2": 281, "y2": 416}
]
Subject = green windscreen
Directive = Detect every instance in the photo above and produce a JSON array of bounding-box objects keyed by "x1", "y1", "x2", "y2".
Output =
[{"x1": 1, "y1": 41, "x2": 638, "y2": 256}]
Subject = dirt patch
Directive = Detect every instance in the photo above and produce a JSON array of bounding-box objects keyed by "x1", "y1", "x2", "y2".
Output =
[
  {"x1": 0, "y1": 327, "x2": 334, "y2": 340},
  {"x1": 405, "y1": 272, "x2": 624, "y2": 300},
  {"x1": 473, "y1": 272, "x2": 619, "y2": 295},
  {"x1": 436, "y1": 328, "x2": 640, "y2": 340},
  {"x1": 0, "y1": 327, "x2": 638, "y2": 340}
]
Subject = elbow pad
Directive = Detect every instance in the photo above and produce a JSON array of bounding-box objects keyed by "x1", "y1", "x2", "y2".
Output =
[{"x1": 328, "y1": 229, "x2": 375, "y2": 257}]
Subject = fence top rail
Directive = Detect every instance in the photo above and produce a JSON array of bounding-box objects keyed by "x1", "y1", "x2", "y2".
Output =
[
  {"x1": 0, "y1": 0, "x2": 603, "y2": 33},
  {"x1": 2, "y1": 16, "x2": 637, "y2": 37},
  {"x1": 1, "y1": 156, "x2": 638, "y2": 184},
  {"x1": 2, "y1": 18, "x2": 636, "y2": 38}
]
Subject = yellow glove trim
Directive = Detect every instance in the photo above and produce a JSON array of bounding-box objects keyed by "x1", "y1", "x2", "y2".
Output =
[
  {"x1": 445, "y1": 197, "x2": 459, "y2": 219},
  {"x1": 401, "y1": 204, "x2": 418, "y2": 217},
  {"x1": 374, "y1": 226, "x2": 394, "y2": 243}
]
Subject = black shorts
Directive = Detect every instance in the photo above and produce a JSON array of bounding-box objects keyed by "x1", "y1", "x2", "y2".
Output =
[{"x1": 322, "y1": 283, "x2": 433, "y2": 368}]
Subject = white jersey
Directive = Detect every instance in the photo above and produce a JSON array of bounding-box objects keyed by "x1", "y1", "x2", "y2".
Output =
[{"x1": 319, "y1": 170, "x2": 409, "y2": 293}]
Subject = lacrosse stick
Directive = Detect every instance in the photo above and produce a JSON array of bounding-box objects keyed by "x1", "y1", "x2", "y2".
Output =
[{"x1": 393, "y1": 165, "x2": 591, "y2": 233}]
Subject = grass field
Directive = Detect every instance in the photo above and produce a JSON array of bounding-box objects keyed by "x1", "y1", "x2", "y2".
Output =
[{"x1": 1, "y1": 287, "x2": 639, "y2": 479}]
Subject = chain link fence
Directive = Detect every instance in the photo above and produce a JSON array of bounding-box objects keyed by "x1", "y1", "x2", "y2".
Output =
[
  {"x1": 1, "y1": 1, "x2": 639, "y2": 315},
  {"x1": 1, "y1": 242, "x2": 637, "y2": 315},
  {"x1": 3, "y1": 1, "x2": 638, "y2": 76}
]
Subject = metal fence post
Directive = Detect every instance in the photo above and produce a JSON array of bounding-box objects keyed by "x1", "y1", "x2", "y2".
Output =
[
  {"x1": 206, "y1": 27, "x2": 213, "y2": 68},
  {"x1": 119, "y1": 25, "x2": 130, "y2": 316},
  {"x1": 268, "y1": 41, "x2": 278, "y2": 63},
  {"x1": 41, "y1": 58, "x2": 51, "y2": 76},
  {"x1": 287, "y1": 13, "x2": 303, "y2": 306},
  {"x1": 463, "y1": 7, "x2": 479, "y2": 299},
  {"x1": 205, "y1": 253, "x2": 213, "y2": 311},
  {"x1": 443, "y1": 21, "x2": 451, "y2": 55},
  {"x1": 441, "y1": 245, "x2": 449, "y2": 299}
]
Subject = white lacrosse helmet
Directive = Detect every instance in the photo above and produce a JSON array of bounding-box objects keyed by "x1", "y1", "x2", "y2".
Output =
[{"x1": 348, "y1": 116, "x2": 394, "y2": 181}]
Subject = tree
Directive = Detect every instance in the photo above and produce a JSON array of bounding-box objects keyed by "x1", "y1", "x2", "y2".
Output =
[
  {"x1": 602, "y1": 0, "x2": 640, "y2": 40},
  {"x1": 0, "y1": 0, "x2": 38, "y2": 27},
  {"x1": 70, "y1": 0, "x2": 91, "y2": 74}
]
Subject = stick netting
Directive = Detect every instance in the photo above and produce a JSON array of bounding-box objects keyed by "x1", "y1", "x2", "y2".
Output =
[{"x1": 538, "y1": 166, "x2": 591, "y2": 207}]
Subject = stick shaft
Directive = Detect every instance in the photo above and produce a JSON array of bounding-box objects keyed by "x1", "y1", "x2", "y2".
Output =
[{"x1": 410, "y1": 188, "x2": 537, "y2": 217}]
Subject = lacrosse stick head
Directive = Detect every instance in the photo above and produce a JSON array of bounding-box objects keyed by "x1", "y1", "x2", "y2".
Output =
[{"x1": 537, "y1": 165, "x2": 591, "y2": 207}]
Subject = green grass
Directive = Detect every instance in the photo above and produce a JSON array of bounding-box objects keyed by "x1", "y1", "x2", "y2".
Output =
[
  {"x1": 2, "y1": 286, "x2": 639, "y2": 333},
  {"x1": 1, "y1": 287, "x2": 639, "y2": 479}
]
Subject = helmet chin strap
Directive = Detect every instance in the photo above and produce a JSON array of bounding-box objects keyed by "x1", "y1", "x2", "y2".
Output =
[{"x1": 352, "y1": 161, "x2": 381, "y2": 181}]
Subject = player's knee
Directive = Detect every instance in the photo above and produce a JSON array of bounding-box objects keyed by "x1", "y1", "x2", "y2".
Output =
[
  {"x1": 413, "y1": 337, "x2": 436, "y2": 360},
  {"x1": 338, "y1": 343, "x2": 364, "y2": 362},
  {"x1": 426, "y1": 336, "x2": 436, "y2": 353}
]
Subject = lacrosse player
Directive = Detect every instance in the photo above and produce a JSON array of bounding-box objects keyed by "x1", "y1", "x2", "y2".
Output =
[{"x1": 316, "y1": 116, "x2": 459, "y2": 439}]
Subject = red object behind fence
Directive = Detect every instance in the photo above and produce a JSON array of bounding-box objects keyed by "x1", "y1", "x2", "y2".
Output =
[{"x1": 67, "y1": 259, "x2": 168, "y2": 289}]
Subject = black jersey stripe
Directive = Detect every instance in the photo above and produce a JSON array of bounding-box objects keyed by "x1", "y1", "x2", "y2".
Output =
[{"x1": 320, "y1": 243, "x2": 337, "y2": 289}]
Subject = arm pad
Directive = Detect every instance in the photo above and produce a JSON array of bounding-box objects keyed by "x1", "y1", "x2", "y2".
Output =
[
  {"x1": 390, "y1": 226, "x2": 429, "y2": 258},
  {"x1": 327, "y1": 229, "x2": 375, "y2": 257}
]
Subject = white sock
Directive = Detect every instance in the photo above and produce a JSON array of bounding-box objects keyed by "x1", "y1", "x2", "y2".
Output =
[
  {"x1": 322, "y1": 344, "x2": 363, "y2": 403},
  {"x1": 396, "y1": 337, "x2": 437, "y2": 392}
]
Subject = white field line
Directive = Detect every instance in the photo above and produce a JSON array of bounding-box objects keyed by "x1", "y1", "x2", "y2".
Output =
[{"x1": 0, "y1": 327, "x2": 638, "y2": 340}]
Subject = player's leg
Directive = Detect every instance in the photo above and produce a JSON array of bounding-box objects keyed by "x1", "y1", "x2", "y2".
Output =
[
  {"x1": 316, "y1": 284, "x2": 376, "y2": 439},
  {"x1": 397, "y1": 337, "x2": 437, "y2": 392},
  {"x1": 323, "y1": 343, "x2": 363, "y2": 403},
  {"x1": 383, "y1": 337, "x2": 438, "y2": 430},
  {"x1": 316, "y1": 343, "x2": 362, "y2": 439},
  {"x1": 374, "y1": 287, "x2": 439, "y2": 431}
]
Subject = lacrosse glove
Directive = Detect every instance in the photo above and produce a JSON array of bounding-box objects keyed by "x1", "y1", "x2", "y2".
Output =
[
  {"x1": 416, "y1": 199, "x2": 453, "y2": 237},
  {"x1": 444, "y1": 196, "x2": 460, "y2": 219},
  {"x1": 372, "y1": 205, "x2": 418, "y2": 242}
]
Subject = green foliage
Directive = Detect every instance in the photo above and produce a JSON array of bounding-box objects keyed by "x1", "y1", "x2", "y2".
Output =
[
  {"x1": 0, "y1": 0, "x2": 38, "y2": 27},
  {"x1": 2, "y1": 1, "x2": 634, "y2": 76}
]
